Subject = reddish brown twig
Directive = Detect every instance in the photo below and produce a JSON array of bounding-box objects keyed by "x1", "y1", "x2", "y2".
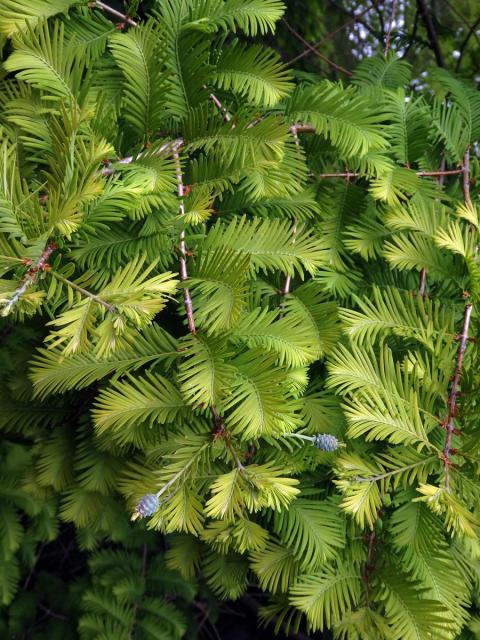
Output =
[
  {"x1": 442, "y1": 302, "x2": 473, "y2": 489},
  {"x1": 173, "y1": 152, "x2": 196, "y2": 334},
  {"x1": 463, "y1": 148, "x2": 471, "y2": 204},
  {"x1": 282, "y1": 19, "x2": 352, "y2": 76},
  {"x1": 384, "y1": 0, "x2": 398, "y2": 55},
  {"x1": 1, "y1": 242, "x2": 57, "y2": 314},
  {"x1": 287, "y1": 2, "x2": 378, "y2": 66},
  {"x1": 92, "y1": 1, "x2": 138, "y2": 27},
  {"x1": 316, "y1": 168, "x2": 465, "y2": 179},
  {"x1": 207, "y1": 90, "x2": 232, "y2": 123},
  {"x1": 442, "y1": 148, "x2": 474, "y2": 488},
  {"x1": 419, "y1": 268, "x2": 427, "y2": 297}
]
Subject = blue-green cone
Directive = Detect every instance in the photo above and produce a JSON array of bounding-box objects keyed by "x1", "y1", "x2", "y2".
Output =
[
  {"x1": 134, "y1": 493, "x2": 159, "y2": 518},
  {"x1": 313, "y1": 433, "x2": 340, "y2": 452}
]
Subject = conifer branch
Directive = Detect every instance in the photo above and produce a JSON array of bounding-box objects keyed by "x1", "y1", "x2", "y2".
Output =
[{"x1": 93, "y1": 1, "x2": 138, "y2": 27}]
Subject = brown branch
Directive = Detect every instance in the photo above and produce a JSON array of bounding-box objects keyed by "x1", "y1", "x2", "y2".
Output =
[
  {"x1": 463, "y1": 148, "x2": 471, "y2": 204},
  {"x1": 1, "y1": 242, "x2": 57, "y2": 314},
  {"x1": 419, "y1": 268, "x2": 427, "y2": 297},
  {"x1": 443, "y1": 303, "x2": 473, "y2": 489},
  {"x1": 316, "y1": 167, "x2": 465, "y2": 179},
  {"x1": 173, "y1": 151, "x2": 196, "y2": 335},
  {"x1": 282, "y1": 19, "x2": 352, "y2": 77},
  {"x1": 38, "y1": 603, "x2": 68, "y2": 622},
  {"x1": 317, "y1": 171, "x2": 360, "y2": 179},
  {"x1": 206, "y1": 89, "x2": 232, "y2": 122},
  {"x1": 442, "y1": 147, "x2": 474, "y2": 489},
  {"x1": 287, "y1": 2, "x2": 378, "y2": 66},
  {"x1": 418, "y1": 168, "x2": 464, "y2": 177},
  {"x1": 93, "y1": 1, "x2": 138, "y2": 27},
  {"x1": 327, "y1": 0, "x2": 384, "y2": 44},
  {"x1": 384, "y1": 0, "x2": 398, "y2": 55},
  {"x1": 416, "y1": 0, "x2": 446, "y2": 67}
]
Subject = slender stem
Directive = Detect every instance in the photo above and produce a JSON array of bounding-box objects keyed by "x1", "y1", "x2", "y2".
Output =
[
  {"x1": 206, "y1": 89, "x2": 232, "y2": 122},
  {"x1": 173, "y1": 151, "x2": 196, "y2": 335},
  {"x1": 384, "y1": 0, "x2": 398, "y2": 55},
  {"x1": 401, "y1": 8, "x2": 420, "y2": 59},
  {"x1": 99, "y1": 139, "x2": 183, "y2": 176},
  {"x1": 443, "y1": 0, "x2": 480, "y2": 48},
  {"x1": 443, "y1": 303, "x2": 473, "y2": 489},
  {"x1": 93, "y1": 1, "x2": 138, "y2": 26},
  {"x1": 286, "y1": 433, "x2": 315, "y2": 442},
  {"x1": 155, "y1": 445, "x2": 209, "y2": 500},
  {"x1": 48, "y1": 270, "x2": 117, "y2": 312},
  {"x1": 455, "y1": 15, "x2": 480, "y2": 72},
  {"x1": 282, "y1": 221, "x2": 297, "y2": 296},
  {"x1": 416, "y1": 0, "x2": 446, "y2": 67},
  {"x1": 463, "y1": 148, "x2": 471, "y2": 204},
  {"x1": 316, "y1": 168, "x2": 465, "y2": 179},
  {"x1": 357, "y1": 457, "x2": 437, "y2": 484},
  {"x1": 442, "y1": 146, "x2": 474, "y2": 485},
  {"x1": 318, "y1": 171, "x2": 360, "y2": 179},
  {"x1": 38, "y1": 603, "x2": 68, "y2": 622},
  {"x1": 282, "y1": 19, "x2": 353, "y2": 77},
  {"x1": 225, "y1": 439, "x2": 245, "y2": 472},
  {"x1": 419, "y1": 268, "x2": 427, "y2": 298},
  {"x1": 291, "y1": 124, "x2": 316, "y2": 134},
  {"x1": 327, "y1": 0, "x2": 384, "y2": 44},
  {"x1": 287, "y1": 2, "x2": 378, "y2": 66}
]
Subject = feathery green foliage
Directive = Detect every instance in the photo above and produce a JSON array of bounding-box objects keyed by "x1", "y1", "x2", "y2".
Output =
[{"x1": 0, "y1": 1, "x2": 480, "y2": 638}]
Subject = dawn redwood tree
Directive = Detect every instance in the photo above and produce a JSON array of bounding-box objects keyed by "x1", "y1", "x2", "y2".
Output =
[{"x1": 0, "y1": 1, "x2": 480, "y2": 638}]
